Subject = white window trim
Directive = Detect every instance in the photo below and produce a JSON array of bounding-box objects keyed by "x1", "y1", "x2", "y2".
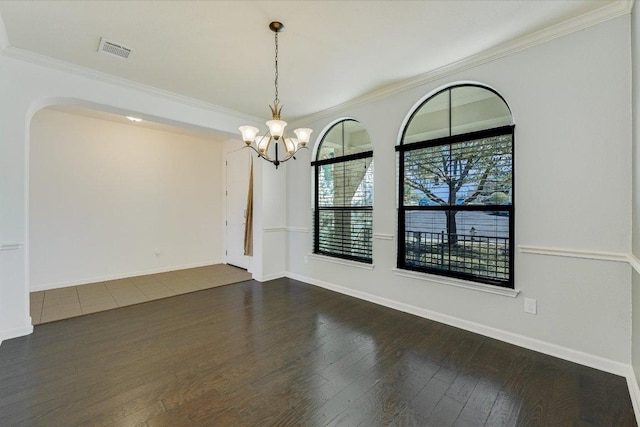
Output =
[{"x1": 392, "y1": 268, "x2": 519, "y2": 298}]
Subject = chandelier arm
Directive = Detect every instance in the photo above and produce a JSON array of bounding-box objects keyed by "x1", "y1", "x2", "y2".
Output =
[
  {"x1": 244, "y1": 144, "x2": 272, "y2": 162},
  {"x1": 277, "y1": 145, "x2": 309, "y2": 164},
  {"x1": 243, "y1": 143, "x2": 308, "y2": 169}
]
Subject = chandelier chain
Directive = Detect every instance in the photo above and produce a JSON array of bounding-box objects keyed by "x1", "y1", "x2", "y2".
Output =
[
  {"x1": 274, "y1": 31, "x2": 279, "y2": 104},
  {"x1": 238, "y1": 21, "x2": 311, "y2": 169}
]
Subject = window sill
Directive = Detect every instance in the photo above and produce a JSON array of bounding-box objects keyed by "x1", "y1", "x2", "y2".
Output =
[
  {"x1": 391, "y1": 268, "x2": 519, "y2": 298},
  {"x1": 307, "y1": 253, "x2": 375, "y2": 270}
]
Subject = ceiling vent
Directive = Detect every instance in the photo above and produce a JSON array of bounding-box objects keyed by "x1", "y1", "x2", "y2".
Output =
[{"x1": 98, "y1": 38, "x2": 133, "y2": 59}]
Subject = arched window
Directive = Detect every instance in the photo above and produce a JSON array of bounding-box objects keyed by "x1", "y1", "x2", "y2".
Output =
[
  {"x1": 312, "y1": 119, "x2": 373, "y2": 263},
  {"x1": 396, "y1": 84, "x2": 514, "y2": 287}
]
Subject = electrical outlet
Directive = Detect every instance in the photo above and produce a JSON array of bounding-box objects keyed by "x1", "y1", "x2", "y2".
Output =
[
  {"x1": 304, "y1": 255, "x2": 308, "y2": 265},
  {"x1": 524, "y1": 298, "x2": 537, "y2": 315},
  {"x1": 155, "y1": 249, "x2": 161, "y2": 256}
]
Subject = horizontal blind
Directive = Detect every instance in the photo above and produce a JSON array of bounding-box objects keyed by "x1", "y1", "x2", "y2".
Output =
[
  {"x1": 316, "y1": 157, "x2": 373, "y2": 263},
  {"x1": 317, "y1": 209, "x2": 373, "y2": 261}
]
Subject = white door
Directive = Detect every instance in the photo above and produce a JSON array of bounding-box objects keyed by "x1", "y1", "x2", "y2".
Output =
[{"x1": 225, "y1": 148, "x2": 251, "y2": 269}]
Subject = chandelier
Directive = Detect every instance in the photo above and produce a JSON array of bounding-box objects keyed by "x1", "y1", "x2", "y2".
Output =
[{"x1": 238, "y1": 22, "x2": 312, "y2": 169}]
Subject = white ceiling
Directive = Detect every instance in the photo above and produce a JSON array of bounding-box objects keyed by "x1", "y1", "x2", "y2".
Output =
[
  {"x1": 45, "y1": 104, "x2": 229, "y2": 141},
  {"x1": 0, "y1": 1, "x2": 631, "y2": 122}
]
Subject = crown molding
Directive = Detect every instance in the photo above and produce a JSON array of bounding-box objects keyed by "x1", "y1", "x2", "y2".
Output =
[
  {"x1": 294, "y1": 0, "x2": 634, "y2": 126},
  {"x1": 1, "y1": 1, "x2": 633, "y2": 128},
  {"x1": 1, "y1": 46, "x2": 264, "y2": 124}
]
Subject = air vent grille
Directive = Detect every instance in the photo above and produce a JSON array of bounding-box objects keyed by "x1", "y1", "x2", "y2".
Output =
[{"x1": 98, "y1": 38, "x2": 133, "y2": 59}]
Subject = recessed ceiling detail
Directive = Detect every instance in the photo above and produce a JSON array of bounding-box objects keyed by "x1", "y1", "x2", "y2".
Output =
[{"x1": 98, "y1": 37, "x2": 132, "y2": 60}]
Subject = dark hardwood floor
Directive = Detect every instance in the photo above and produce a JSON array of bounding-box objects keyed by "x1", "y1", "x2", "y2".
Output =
[{"x1": 0, "y1": 278, "x2": 636, "y2": 426}]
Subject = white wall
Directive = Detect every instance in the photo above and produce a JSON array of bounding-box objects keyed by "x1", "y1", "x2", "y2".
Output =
[
  {"x1": 29, "y1": 109, "x2": 224, "y2": 290},
  {"x1": 631, "y1": 1, "x2": 640, "y2": 386},
  {"x1": 0, "y1": 51, "x2": 261, "y2": 342},
  {"x1": 250, "y1": 152, "x2": 291, "y2": 282},
  {"x1": 0, "y1": 3, "x2": 635, "y2": 387},
  {"x1": 287, "y1": 16, "x2": 633, "y2": 368}
]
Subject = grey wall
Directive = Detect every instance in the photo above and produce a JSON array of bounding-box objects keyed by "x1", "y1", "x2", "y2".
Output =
[
  {"x1": 631, "y1": 1, "x2": 640, "y2": 384},
  {"x1": 287, "y1": 16, "x2": 633, "y2": 366}
]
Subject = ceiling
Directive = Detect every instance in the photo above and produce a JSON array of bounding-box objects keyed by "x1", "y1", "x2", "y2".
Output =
[
  {"x1": 45, "y1": 105, "x2": 229, "y2": 141},
  {"x1": 0, "y1": 1, "x2": 631, "y2": 122}
]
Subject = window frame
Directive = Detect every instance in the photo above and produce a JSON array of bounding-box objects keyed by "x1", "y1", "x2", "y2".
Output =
[
  {"x1": 396, "y1": 84, "x2": 515, "y2": 288},
  {"x1": 311, "y1": 119, "x2": 374, "y2": 264}
]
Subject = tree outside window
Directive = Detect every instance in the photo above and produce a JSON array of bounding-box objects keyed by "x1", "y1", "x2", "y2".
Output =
[{"x1": 397, "y1": 85, "x2": 514, "y2": 287}]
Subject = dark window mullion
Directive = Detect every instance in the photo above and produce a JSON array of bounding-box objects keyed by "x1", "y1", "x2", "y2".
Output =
[
  {"x1": 395, "y1": 126, "x2": 515, "y2": 153},
  {"x1": 314, "y1": 164, "x2": 320, "y2": 254},
  {"x1": 398, "y1": 84, "x2": 514, "y2": 288},
  {"x1": 311, "y1": 150, "x2": 373, "y2": 166},
  {"x1": 314, "y1": 119, "x2": 373, "y2": 263},
  {"x1": 398, "y1": 150, "x2": 406, "y2": 269}
]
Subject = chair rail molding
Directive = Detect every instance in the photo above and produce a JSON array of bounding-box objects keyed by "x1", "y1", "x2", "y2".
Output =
[
  {"x1": 287, "y1": 227, "x2": 311, "y2": 233},
  {"x1": 373, "y1": 233, "x2": 394, "y2": 240},
  {"x1": 518, "y1": 245, "x2": 629, "y2": 263},
  {"x1": 0, "y1": 242, "x2": 23, "y2": 251},
  {"x1": 628, "y1": 254, "x2": 640, "y2": 275}
]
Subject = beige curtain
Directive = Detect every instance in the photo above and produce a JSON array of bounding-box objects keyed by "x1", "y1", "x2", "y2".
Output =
[{"x1": 243, "y1": 157, "x2": 254, "y2": 256}]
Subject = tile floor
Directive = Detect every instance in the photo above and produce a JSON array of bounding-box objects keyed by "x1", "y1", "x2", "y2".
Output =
[{"x1": 30, "y1": 264, "x2": 252, "y2": 325}]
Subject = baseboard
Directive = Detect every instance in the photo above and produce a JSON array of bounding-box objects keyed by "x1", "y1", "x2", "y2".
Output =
[
  {"x1": 31, "y1": 260, "x2": 224, "y2": 291},
  {"x1": 253, "y1": 271, "x2": 287, "y2": 282},
  {"x1": 627, "y1": 367, "x2": 640, "y2": 424},
  {"x1": 286, "y1": 272, "x2": 629, "y2": 377},
  {"x1": 0, "y1": 319, "x2": 34, "y2": 346}
]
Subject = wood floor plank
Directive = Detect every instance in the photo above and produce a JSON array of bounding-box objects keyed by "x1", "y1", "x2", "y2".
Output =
[
  {"x1": 484, "y1": 390, "x2": 523, "y2": 427},
  {"x1": 0, "y1": 276, "x2": 635, "y2": 426},
  {"x1": 453, "y1": 377, "x2": 503, "y2": 426},
  {"x1": 516, "y1": 361, "x2": 563, "y2": 426},
  {"x1": 390, "y1": 405, "x2": 429, "y2": 426},
  {"x1": 426, "y1": 395, "x2": 466, "y2": 426},
  {"x1": 578, "y1": 368, "x2": 637, "y2": 426},
  {"x1": 410, "y1": 375, "x2": 451, "y2": 420}
]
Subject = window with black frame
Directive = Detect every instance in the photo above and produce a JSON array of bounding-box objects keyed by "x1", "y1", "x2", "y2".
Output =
[
  {"x1": 312, "y1": 120, "x2": 373, "y2": 263},
  {"x1": 396, "y1": 84, "x2": 514, "y2": 287}
]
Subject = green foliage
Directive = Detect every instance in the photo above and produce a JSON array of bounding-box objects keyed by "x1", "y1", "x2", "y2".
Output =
[
  {"x1": 404, "y1": 134, "x2": 512, "y2": 207},
  {"x1": 487, "y1": 191, "x2": 509, "y2": 204}
]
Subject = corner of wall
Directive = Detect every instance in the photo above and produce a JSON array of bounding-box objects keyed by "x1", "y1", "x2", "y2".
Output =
[
  {"x1": 0, "y1": 321, "x2": 33, "y2": 346},
  {"x1": 0, "y1": 12, "x2": 9, "y2": 52},
  {"x1": 630, "y1": 1, "x2": 640, "y2": 416},
  {"x1": 627, "y1": 365, "x2": 640, "y2": 425}
]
